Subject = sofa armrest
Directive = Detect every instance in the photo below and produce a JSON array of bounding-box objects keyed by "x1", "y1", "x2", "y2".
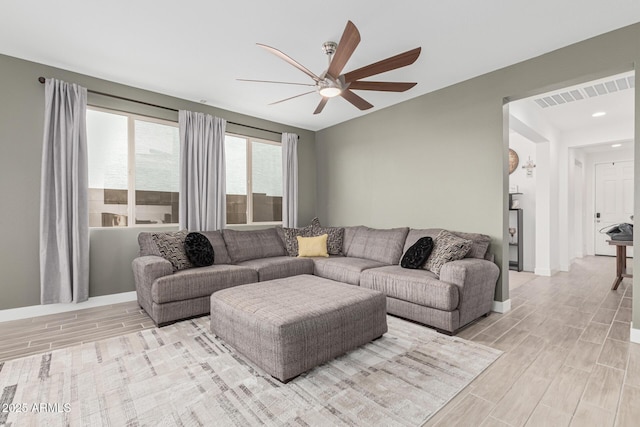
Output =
[
  {"x1": 439, "y1": 258, "x2": 500, "y2": 327},
  {"x1": 132, "y1": 256, "x2": 173, "y2": 309}
]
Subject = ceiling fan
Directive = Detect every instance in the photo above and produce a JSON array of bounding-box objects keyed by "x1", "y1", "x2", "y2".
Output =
[{"x1": 238, "y1": 21, "x2": 421, "y2": 115}]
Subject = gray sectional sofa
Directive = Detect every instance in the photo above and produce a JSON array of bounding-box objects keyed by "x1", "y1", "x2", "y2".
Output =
[{"x1": 132, "y1": 225, "x2": 500, "y2": 334}]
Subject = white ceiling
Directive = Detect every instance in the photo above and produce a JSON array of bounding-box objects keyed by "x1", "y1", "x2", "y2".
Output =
[
  {"x1": 512, "y1": 70, "x2": 635, "y2": 149},
  {"x1": 520, "y1": 71, "x2": 635, "y2": 133},
  {"x1": 2, "y1": 1, "x2": 640, "y2": 131}
]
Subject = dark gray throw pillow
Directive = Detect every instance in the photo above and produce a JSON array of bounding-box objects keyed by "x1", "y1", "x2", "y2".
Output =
[
  {"x1": 400, "y1": 236, "x2": 434, "y2": 269},
  {"x1": 282, "y1": 226, "x2": 314, "y2": 256},
  {"x1": 311, "y1": 217, "x2": 345, "y2": 255},
  {"x1": 184, "y1": 232, "x2": 215, "y2": 267}
]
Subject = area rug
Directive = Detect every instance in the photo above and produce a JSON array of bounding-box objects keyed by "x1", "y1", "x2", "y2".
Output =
[{"x1": 0, "y1": 315, "x2": 501, "y2": 426}]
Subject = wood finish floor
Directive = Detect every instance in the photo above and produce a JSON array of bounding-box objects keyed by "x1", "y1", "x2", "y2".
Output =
[
  {"x1": 0, "y1": 301, "x2": 154, "y2": 362},
  {"x1": 0, "y1": 255, "x2": 636, "y2": 426},
  {"x1": 426, "y1": 255, "x2": 638, "y2": 427}
]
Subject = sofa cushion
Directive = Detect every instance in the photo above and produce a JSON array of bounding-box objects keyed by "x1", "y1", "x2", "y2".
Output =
[
  {"x1": 313, "y1": 256, "x2": 387, "y2": 286},
  {"x1": 424, "y1": 230, "x2": 472, "y2": 275},
  {"x1": 345, "y1": 227, "x2": 410, "y2": 264},
  {"x1": 139, "y1": 230, "x2": 232, "y2": 265},
  {"x1": 404, "y1": 228, "x2": 490, "y2": 260},
  {"x1": 222, "y1": 228, "x2": 287, "y2": 263},
  {"x1": 297, "y1": 234, "x2": 329, "y2": 257},
  {"x1": 184, "y1": 232, "x2": 214, "y2": 267},
  {"x1": 342, "y1": 226, "x2": 364, "y2": 254},
  {"x1": 198, "y1": 231, "x2": 232, "y2": 265},
  {"x1": 151, "y1": 230, "x2": 193, "y2": 272},
  {"x1": 237, "y1": 256, "x2": 314, "y2": 282},
  {"x1": 360, "y1": 265, "x2": 459, "y2": 311},
  {"x1": 152, "y1": 264, "x2": 258, "y2": 304}
]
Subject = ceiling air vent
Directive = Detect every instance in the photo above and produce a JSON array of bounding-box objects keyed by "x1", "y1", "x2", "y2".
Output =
[
  {"x1": 616, "y1": 78, "x2": 629, "y2": 90},
  {"x1": 583, "y1": 86, "x2": 598, "y2": 97},
  {"x1": 533, "y1": 75, "x2": 634, "y2": 108}
]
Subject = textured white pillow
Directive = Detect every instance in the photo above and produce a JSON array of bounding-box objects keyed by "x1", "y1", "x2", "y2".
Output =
[
  {"x1": 151, "y1": 230, "x2": 193, "y2": 272},
  {"x1": 423, "y1": 230, "x2": 472, "y2": 275}
]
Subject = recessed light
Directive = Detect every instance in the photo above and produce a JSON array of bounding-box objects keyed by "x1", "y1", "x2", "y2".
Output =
[
  {"x1": 612, "y1": 143, "x2": 622, "y2": 148},
  {"x1": 592, "y1": 111, "x2": 606, "y2": 117}
]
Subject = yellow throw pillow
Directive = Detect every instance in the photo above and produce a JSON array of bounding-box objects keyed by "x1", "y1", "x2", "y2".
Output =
[{"x1": 297, "y1": 234, "x2": 329, "y2": 257}]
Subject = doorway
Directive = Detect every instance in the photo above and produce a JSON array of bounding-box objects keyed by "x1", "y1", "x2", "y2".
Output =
[{"x1": 507, "y1": 69, "x2": 635, "y2": 277}]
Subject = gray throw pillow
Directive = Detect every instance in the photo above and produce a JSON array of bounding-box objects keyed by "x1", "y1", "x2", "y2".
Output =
[
  {"x1": 151, "y1": 230, "x2": 193, "y2": 272},
  {"x1": 451, "y1": 231, "x2": 491, "y2": 259},
  {"x1": 282, "y1": 226, "x2": 314, "y2": 256},
  {"x1": 311, "y1": 217, "x2": 344, "y2": 255},
  {"x1": 424, "y1": 230, "x2": 472, "y2": 276}
]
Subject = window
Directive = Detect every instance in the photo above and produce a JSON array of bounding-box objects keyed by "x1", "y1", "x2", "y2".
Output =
[
  {"x1": 87, "y1": 108, "x2": 180, "y2": 227},
  {"x1": 225, "y1": 134, "x2": 282, "y2": 224}
]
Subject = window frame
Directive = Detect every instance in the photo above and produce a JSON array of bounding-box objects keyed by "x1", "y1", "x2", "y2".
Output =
[
  {"x1": 225, "y1": 132, "x2": 283, "y2": 226},
  {"x1": 87, "y1": 106, "x2": 180, "y2": 229}
]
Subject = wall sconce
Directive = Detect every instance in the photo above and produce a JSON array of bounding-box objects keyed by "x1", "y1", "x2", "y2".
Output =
[{"x1": 522, "y1": 156, "x2": 536, "y2": 177}]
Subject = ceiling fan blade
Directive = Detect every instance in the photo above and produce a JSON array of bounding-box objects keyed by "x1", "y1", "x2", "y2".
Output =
[
  {"x1": 348, "y1": 81, "x2": 417, "y2": 92},
  {"x1": 313, "y1": 97, "x2": 329, "y2": 115},
  {"x1": 237, "y1": 78, "x2": 315, "y2": 87},
  {"x1": 268, "y1": 90, "x2": 316, "y2": 106},
  {"x1": 340, "y1": 89, "x2": 373, "y2": 111},
  {"x1": 342, "y1": 47, "x2": 422, "y2": 83},
  {"x1": 257, "y1": 43, "x2": 321, "y2": 82},
  {"x1": 327, "y1": 21, "x2": 361, "y2": 79}
]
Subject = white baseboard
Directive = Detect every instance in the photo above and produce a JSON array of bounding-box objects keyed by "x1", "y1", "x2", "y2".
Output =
[
  {"x1": 534, "y1": 268, "x2": 558, "y2": 277},
  {"x1": 631, "y1": 322, "x2": 640, "y2": 344},
  {"x1": 559, "y1": 258, "x2": 578, "y2": 272},
  {"x1": 0, "y1": 291, "x2": 137, "y2": 323},
  {"x1": 492, "y1": 299, "x2": 511, "y2": 313}
]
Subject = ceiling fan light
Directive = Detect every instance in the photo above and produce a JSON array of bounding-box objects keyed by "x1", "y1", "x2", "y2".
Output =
[{"x1": 319, "y1": 86, "x2": 342, "y2": 97}]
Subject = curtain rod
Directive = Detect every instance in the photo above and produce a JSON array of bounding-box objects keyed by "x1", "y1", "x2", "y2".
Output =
[{"x1": 37, "y1": 77, "x2": 293, "y2": 137}]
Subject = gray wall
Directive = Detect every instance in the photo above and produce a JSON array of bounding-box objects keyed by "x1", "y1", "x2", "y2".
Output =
[
  {"x1": 316, "y1": 23, "x2": 640, "y2": 305},
  {"x1": 0, "y1": 53, "x2": 316, "y2": 310}
]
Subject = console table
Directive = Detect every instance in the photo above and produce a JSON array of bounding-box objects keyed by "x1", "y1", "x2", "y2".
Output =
[
  {"x1": 608, "y1": 240, "x2": 633, "y2": 290},
  {"x1": 508, "y1": 208, "x2": 523, "y2": 271}
]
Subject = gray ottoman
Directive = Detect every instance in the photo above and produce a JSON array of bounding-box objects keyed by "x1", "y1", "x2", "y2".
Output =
[{"x1": 210, "y1": 274, "x2": 387, "y2": 382}]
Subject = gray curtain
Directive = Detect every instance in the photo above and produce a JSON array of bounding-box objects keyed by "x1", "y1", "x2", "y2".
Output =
[
  {"x1": 179, "y1": 110, "x2": 227, "y2": 231},
  {"x1": 282, "y1": 132, "x2": 299, "y2": 228},
  {"x1": 40, "y1": 78, "x2": 89, "y2": 304}
]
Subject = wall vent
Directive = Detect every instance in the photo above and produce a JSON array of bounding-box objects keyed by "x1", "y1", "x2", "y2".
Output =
[{"x1": 534, "y1": 76, "x2": 634, "y2": 108}]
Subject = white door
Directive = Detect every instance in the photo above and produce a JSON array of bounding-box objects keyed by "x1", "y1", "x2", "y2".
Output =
[{"x1": 594, "y1": 161, "x2": 634, "y2": 256}]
